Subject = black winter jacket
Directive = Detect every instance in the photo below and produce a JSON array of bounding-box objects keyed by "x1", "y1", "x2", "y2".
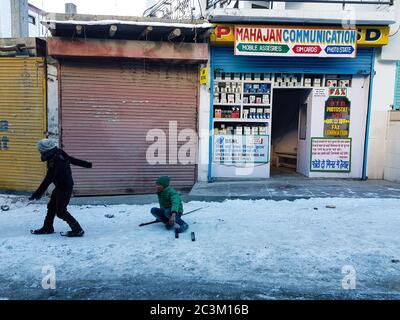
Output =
[{"x1": 31, "y1": 147, "x2": 92, "y2": 199}]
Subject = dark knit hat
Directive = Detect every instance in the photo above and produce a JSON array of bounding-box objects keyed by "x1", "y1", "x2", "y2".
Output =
[{"x1": 156, "y1": 176, "x2": 170, "y2": 188}]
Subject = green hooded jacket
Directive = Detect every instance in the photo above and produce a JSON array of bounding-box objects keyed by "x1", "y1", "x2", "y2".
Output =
[{"x1": 156, "y1": 176, "x2": 183, "y2": 213}]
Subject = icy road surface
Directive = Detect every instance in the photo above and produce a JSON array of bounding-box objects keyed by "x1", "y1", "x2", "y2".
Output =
[{"x1": 0, "y1": 194, "x2": 399, "y2": 300}]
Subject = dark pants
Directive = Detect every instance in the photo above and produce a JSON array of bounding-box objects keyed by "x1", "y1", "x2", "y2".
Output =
[
  {"x1": 42, "y1": 187, "x2": 82, "y2": 231},
  {"x1": 151, "y1": 207, "x2": 186, "y2": 226}
]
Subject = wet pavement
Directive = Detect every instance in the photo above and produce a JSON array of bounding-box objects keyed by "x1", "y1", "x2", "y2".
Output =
[{"x1": 189, "y1": 176, "x2": 400, "y2": 202}]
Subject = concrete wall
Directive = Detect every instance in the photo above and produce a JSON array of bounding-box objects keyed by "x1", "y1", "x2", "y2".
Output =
[
  {"x1": 46, "y1": 62, "x2": 59, "y2": 142},
  {"x1": 10, "y1": 0, "x2": 28, "y2": 37},
  {"x1": 381, "y1": 1, "x2": 400, "y2": 60},
  {"x1": 0, "y1": 0, "x2": 12, "y2": 38},
  {"x1": 384, "y1": 111, "x2": 400, "y2": 183},
  {"x1": 366, "y1": 49, "x2": 396, "y2": 179},
  {"x1": 197, "y1": 50, "x2": 211, "y2": 182}
]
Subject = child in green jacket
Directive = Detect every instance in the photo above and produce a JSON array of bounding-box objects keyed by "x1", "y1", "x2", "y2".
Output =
[{"x1": 151, "y1": 176, "x2": 189, "y2": 233}]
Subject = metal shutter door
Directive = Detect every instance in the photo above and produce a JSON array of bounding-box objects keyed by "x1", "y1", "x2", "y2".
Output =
[
  {"x1": 0, "y1": 57, "x2": 46, "y2": 191},
  {"x1": 212, "y1": 47, "x2": 374, "y2": 75},
  {"x1": 60, "y1": 60, "x2": 198, "y2": 195}
]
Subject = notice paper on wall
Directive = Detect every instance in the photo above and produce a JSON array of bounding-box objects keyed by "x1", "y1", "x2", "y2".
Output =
[{"x1": 310, "y1": 138, "x2": 351, "y2": 172}]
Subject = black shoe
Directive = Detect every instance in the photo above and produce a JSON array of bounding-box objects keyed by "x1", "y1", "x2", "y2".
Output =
[
  {"x1": 176, "y1": 223, "x2": 189, "y2": 233},
  {"x1": 61, "y1": 230, "x2": 85, "y2": 237},
  {"x1": 31, "y1": 227, "x2": 54, "y2": 235}
]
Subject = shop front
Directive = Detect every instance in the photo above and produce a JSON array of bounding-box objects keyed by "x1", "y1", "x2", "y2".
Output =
[
  {"x1": 46, "y1": 21, "x2": 210, "y2": 195},
  {"x1": 208, "y1": 24, "x2": 389, "y2": 181}
]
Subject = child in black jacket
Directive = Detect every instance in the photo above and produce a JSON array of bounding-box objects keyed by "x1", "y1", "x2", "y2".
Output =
[{"x1": 29, "y1": 139, "x2": 92, "y2": 237}]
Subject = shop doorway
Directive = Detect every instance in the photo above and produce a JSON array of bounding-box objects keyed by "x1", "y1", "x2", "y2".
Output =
[{"x1": 271, "y1": 89, "x2": 311, "y2": 177}]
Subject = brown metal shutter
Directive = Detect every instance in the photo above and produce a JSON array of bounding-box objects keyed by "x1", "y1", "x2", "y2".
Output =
[{"x1": 60, "y1": 60, "x2": 198, "y2": 195}]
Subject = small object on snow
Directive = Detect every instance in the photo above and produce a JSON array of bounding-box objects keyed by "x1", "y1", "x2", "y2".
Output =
[
  {"x1": 313, "y1": 207, "x2": 318, "y2": 210},
  {"x1": 391, "y1": 259, "x2": 400, "y2": 263},
  {"x1": 1, "y1": 205, "x2": 10, "y2": 211},
  {"x1": 175, "y1": 228, "x2": 179, "y2": 239},
  {"x1": 326, "y1": 204, "x2": 336, "y2": 209},
  {"x1": 191, "y1": 232, "x2": 195, "y2": 242},
  {"x1": 105, "y1": 214, "x2": 114, "y2": 219}
]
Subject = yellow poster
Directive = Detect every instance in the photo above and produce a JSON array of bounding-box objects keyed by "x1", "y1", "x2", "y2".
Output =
[{"x1": 200, "y1": 67, "x2": 208, "y2": 84}]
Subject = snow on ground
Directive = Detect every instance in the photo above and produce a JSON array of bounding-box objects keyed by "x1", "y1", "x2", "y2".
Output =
[{"x1": 0, "y1": 194, "x2": 400, "y2": 299}]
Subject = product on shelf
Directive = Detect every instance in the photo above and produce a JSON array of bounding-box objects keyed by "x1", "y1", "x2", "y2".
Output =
[
  {"x1": 249, "y1": 107, "x2": 256, "y2": 118},
  {"x1": 232, "y1": 107, "x2": 240, "y2": 118},
  {"x1": 215, "y1": 109, "x2": 222, "y2": 118},
  {"x1": 260, "y1": 84, "x2": 269, "y2": 93},
  {"x1": 220, "y1": 124, "x2": 226, "y2": 134},
  {"x1": 251, "y1": 127, "x2": 259, "y2": 135},
  {"x1": 259, "y1": 126, "x2": 267, "y2": 135},
  {"x1": 220, "y1": 93, "x2": 227, "y2": 103}
]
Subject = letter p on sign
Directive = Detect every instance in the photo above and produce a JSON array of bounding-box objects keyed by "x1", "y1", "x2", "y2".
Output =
[{"x1": 216, "y1": 26, "x2": 231, "y2": 39}]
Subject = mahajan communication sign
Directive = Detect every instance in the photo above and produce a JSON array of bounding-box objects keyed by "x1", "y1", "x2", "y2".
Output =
[{"x1": 234, "y1": 26, "x2": 357, "y2": 58}]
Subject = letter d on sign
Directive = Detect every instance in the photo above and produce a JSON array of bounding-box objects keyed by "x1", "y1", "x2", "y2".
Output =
[
  {"x1": 42, "y1": 265, "x2": 56, "y2": 290},
  {"x1": 341, "y1": 265, "x2": 356, "y2": 290}
]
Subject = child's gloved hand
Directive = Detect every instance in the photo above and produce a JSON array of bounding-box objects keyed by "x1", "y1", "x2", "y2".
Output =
[{"x1": 169, "y1": 212, "x2": 177, "y2": 226}]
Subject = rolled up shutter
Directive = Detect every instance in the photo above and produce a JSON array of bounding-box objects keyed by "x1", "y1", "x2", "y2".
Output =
[{"x1": 60, "y1": 59, "x2": 198, "y2": 195}]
